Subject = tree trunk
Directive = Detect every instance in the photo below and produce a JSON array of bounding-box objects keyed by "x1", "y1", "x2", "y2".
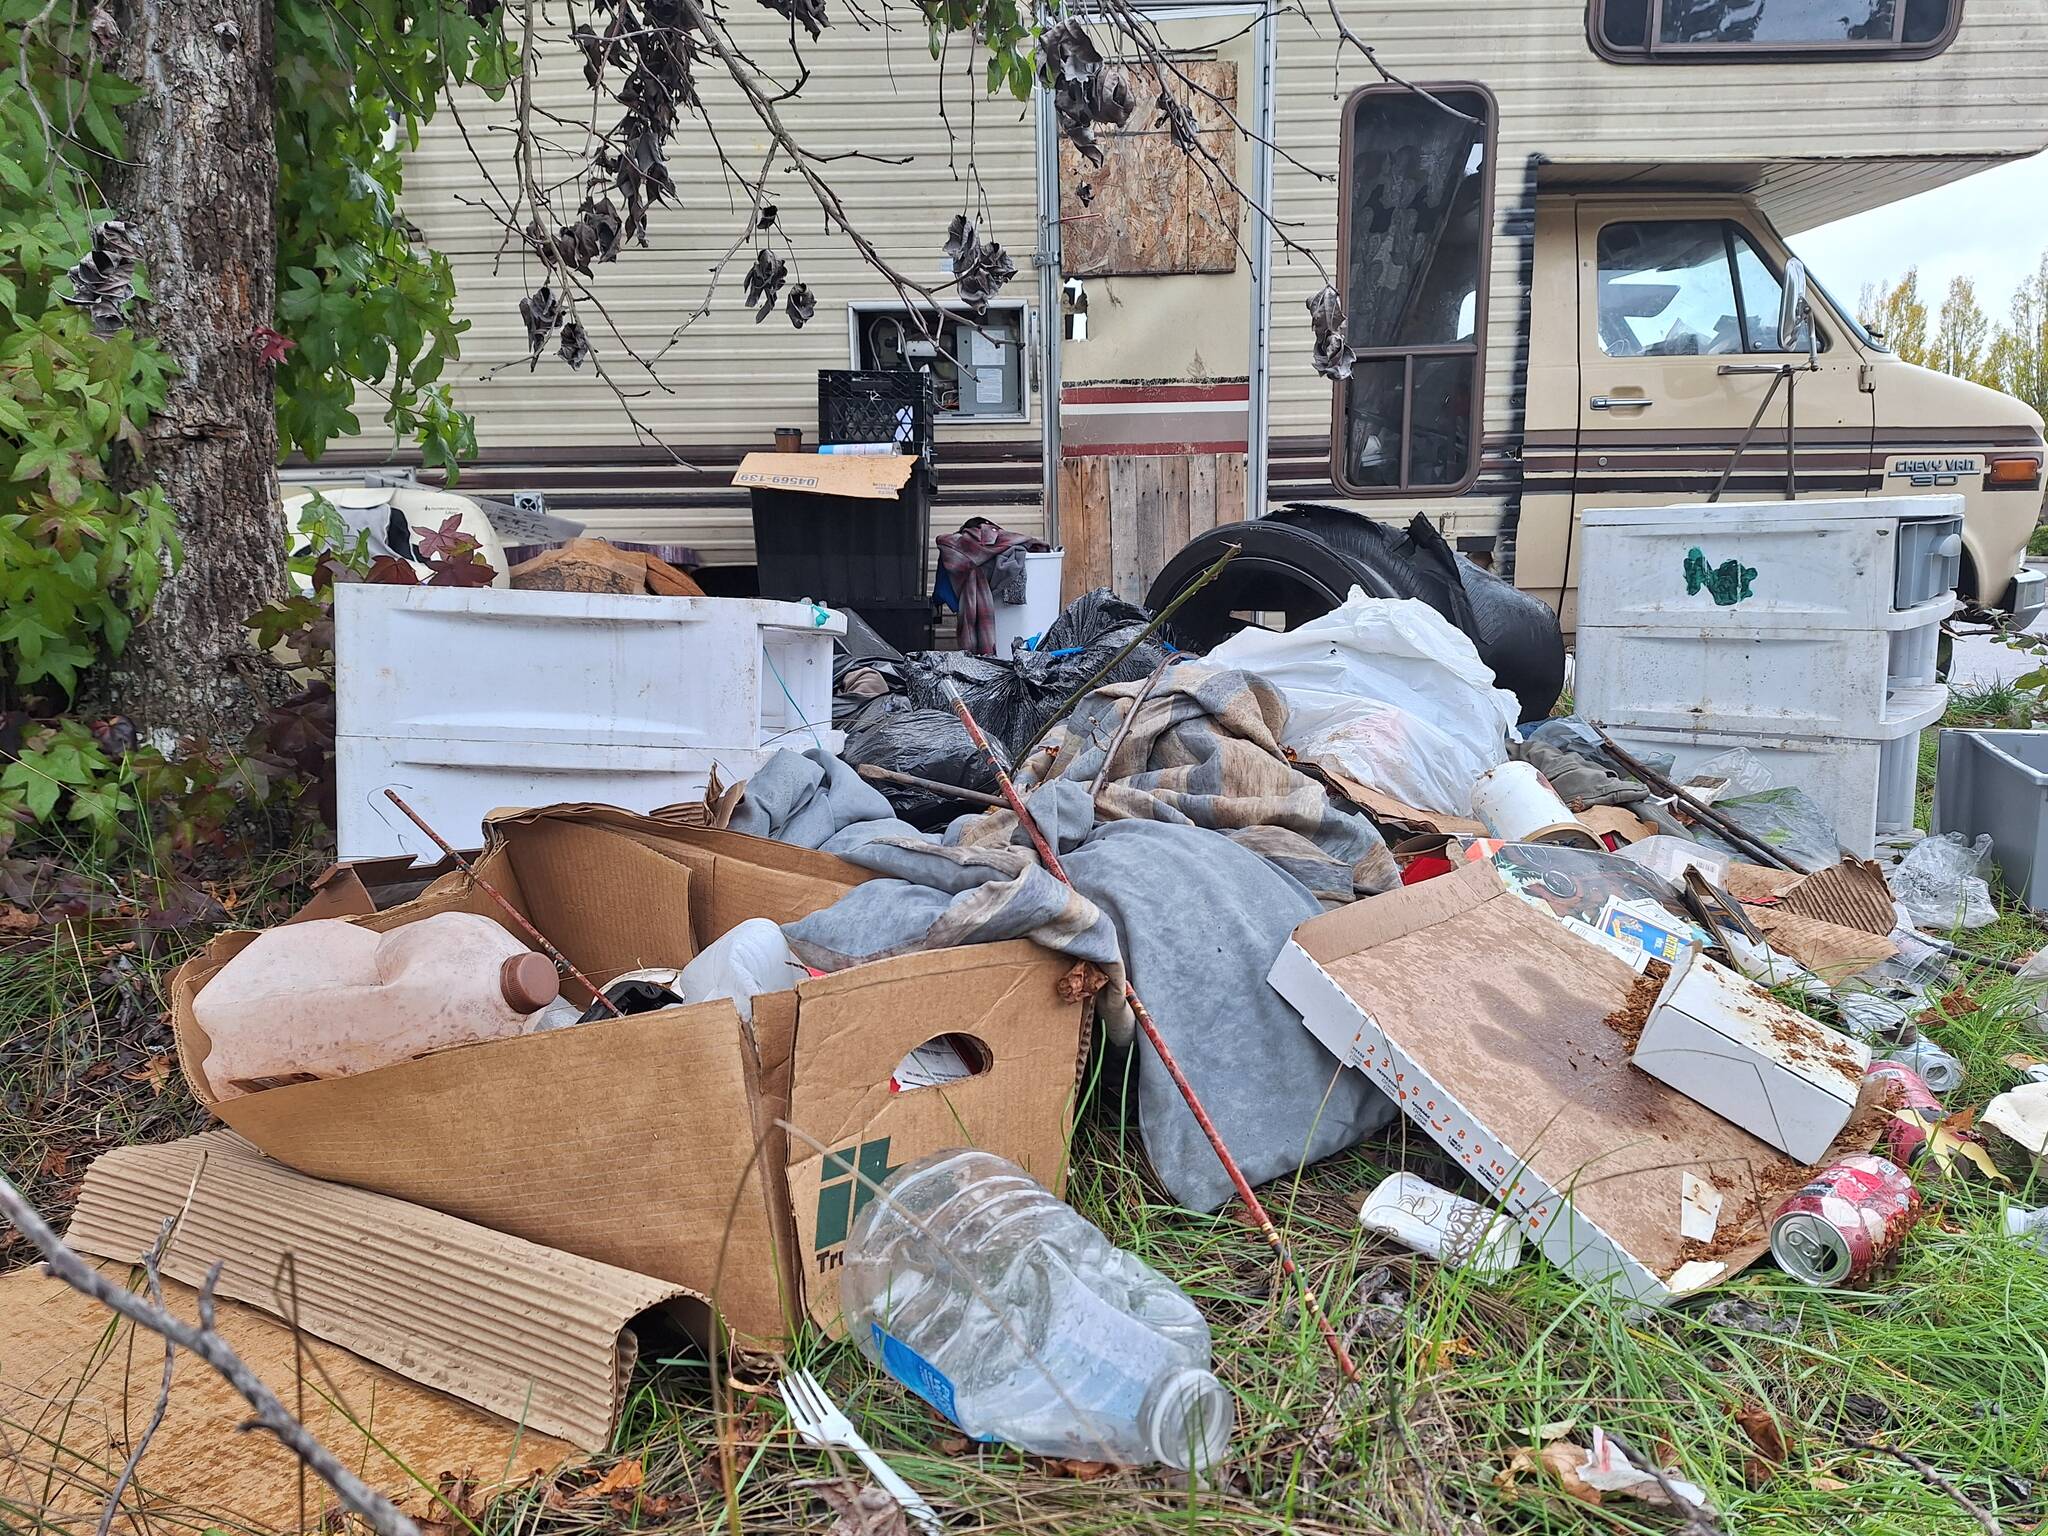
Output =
[{"x1": 97, "y1": 0, "x2": 284, "y2": 750}]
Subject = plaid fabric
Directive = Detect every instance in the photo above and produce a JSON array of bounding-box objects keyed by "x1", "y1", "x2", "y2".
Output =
[
  {"x1": 936, "y1": 521, "x2": 1048, "y2": 655},
  {"x1": 1018, "y1": 664, "x2": 1400, "y2": 903}
]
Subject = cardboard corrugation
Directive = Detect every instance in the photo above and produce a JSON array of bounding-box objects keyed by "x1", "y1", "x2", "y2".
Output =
[
  {"x1": 1, "y1": 1264, "x2": 577, "y2": 1531},
  {"x1": 168, "y1": 805, "x2": 1087, "y2": 1352},
  {"x1": 63, "y1": 1133, "x2": 685, "y2": 1449}
]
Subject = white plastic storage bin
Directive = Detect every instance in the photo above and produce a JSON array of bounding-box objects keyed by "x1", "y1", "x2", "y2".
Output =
[
  {"x1": 1578, "y1": 495, "x2": 1963, "y2": 633},
  {"x1": 1608, "y1": 702, "x2": 1937, "y2": 859},
  {"x1": 989, "y1": 549, "x2": 1066, "y2": 654},
  {"x1": 1575, "y1": 620, "x2": 1947, "y2": 736},
  {"x1": 335, "y1": 585, "x2": 845, "y2": 858}
]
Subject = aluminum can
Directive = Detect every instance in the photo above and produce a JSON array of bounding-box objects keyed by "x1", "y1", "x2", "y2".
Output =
[
  {"x1": 1769, "y1": 1154, "x2": 1921, "y2": 1287},
  {"x1": 1866, "y1": 1060, "x2": 1944, "y2": 1165}
]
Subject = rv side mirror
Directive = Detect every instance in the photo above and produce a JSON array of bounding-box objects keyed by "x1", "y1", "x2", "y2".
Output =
[{"x1": 1778, "y1": 257, "x2": 1811, "y2": 355}]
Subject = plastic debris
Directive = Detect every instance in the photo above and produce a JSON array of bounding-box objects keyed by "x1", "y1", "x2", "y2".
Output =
[
  {"x1": 1358, "y1": 1172, "x2": 1522, "y2": 1280},
  {"x1": 1890, "y1": 831, "x2": 1999, "y2": 931}
]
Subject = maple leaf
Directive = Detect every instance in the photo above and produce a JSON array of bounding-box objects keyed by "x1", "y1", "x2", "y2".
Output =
[
  {"x1": 250, "y1": 327, "x2": 297, "y2": 363},
  {"x1": 416, "y1": 514, "x2": 476, "y2": 561}
]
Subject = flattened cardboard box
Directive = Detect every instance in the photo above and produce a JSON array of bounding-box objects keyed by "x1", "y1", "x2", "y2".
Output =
[
  {"x1": 1268, "y1": 859, "x2": 1875, "y2": 1305},
  {"x1": 170, "y1": 805, "x2": 1088, "y2": 1352},
  {"x1": 732, "y1": 450, "x2": 917, "y2": 500}
]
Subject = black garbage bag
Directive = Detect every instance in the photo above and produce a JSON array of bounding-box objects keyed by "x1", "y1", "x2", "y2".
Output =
[
  {"x1": 840, "y1": 694, "x2": 999, "y2": 828},
  {"x1": 835, "y1": 587, "x2": 1172, "y2": 822}
]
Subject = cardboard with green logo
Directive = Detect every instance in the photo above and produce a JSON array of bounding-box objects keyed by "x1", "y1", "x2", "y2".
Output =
[{"x1": 167, "y1": 803, "x2": 1089, "y2": 1353}]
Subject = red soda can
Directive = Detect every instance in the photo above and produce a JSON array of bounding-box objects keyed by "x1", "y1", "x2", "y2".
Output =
[
  {"x1": 1866, "y1": 1060, "x2": 1944, "y2": 1166},
  {"x1": 1769, "y1": 1153, "x2": 1921, "y2": 1287}
]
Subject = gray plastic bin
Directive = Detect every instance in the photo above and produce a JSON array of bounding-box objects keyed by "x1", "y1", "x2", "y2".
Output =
[{"x1": 1932, "y1": 728, "x2": 2048, "y2": 912}]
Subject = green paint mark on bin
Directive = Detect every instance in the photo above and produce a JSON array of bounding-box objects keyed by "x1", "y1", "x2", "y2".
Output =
[{"x1": 1684, "y1": 547, "x2": 1756, "y2": 606}]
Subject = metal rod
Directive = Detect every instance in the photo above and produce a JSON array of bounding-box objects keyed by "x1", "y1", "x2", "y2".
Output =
[
  {"x1": 381, "y1": 790, "x2": 623, "y2": 1017},
  {"x1": 855, "y1": 763, "x2": 1003, "y2": 808},
  {"x1": 1013, "y1": 542, "x2": 1242, "y2": 762},
  {"x1": 1585, "y1": 725, "x2": 1811, "y2": 875},
  {"x1": 944, "y1": 682, "x2": 1360, "y2": 1386},
  {"x1": 1706, "y1": 364, "x2": 1789, "y2": 505}
]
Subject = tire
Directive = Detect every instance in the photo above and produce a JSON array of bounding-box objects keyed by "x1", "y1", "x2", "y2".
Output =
[
  {"x1": 1144, "y1": 520, "x2": 1405, "y2": 652},
  {"x1": 1146, "y1": 510, "x2": 1566, "y2": 722}
]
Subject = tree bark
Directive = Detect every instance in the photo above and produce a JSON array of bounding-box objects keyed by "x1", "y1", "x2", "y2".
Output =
[{"x1": 97, "y1": 0, "x2": 284, "y2": 750}]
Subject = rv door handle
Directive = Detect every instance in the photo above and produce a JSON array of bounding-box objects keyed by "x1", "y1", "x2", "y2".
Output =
[{"x1": 1589, "y1": 395, "x2": 1654, "y2": 410}]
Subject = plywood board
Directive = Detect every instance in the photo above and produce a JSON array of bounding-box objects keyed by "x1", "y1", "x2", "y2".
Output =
[
  {"x1": 0, "y1": 1264, "x2": 576, "y2": 1535},
  {"x1": 1058, "y1": 60, "x2": 1238, "y2": 277},
  {"x1": 1216, "y1": 452, "x2": 1247, "y2": 522}
]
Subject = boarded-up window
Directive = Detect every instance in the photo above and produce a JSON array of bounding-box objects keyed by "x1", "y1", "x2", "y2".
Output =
[{"x1": 1058, "y1": 60, "x2": 1239, "y2": 278}]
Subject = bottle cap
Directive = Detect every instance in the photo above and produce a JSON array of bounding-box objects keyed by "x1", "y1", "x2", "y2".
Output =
[
  {"x1": 500, "y1": 953, "x2": 561, "y2": 1013},
  {"x1": 1144, "y1": 1367, "x2": 1234, "y2": 1471}
]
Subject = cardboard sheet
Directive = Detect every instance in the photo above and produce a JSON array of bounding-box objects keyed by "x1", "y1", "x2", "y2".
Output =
[
  {"x1": 63, "y1": 1132, "x2": 691, "y2": 1449},
  {"x1": 0, "y1": 1263, "x2": 575, "y2": 1534},
  {"x1": 1271, "y1": 860, "x2": 1876, "y2": 1303},
  {"x1": 732, "y1": 451, "x2": 916, "y2": 500},
  {"x1": 1748, "y1": 906, "x2": 1898, "y2": 981},
  {"x1": 1777, "y1": 857, "x2": 1898, "y2": 937},
  {"x1": 1322, "y1": 774, "x2": 1486, "y2": 838}
]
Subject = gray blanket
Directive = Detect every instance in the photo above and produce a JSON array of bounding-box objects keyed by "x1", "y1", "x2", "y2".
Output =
[{"x1": 744, "y1": 667, "x2": 1399, "y2": 1214}]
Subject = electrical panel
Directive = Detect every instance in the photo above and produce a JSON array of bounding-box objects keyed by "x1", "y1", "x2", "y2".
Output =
[{"x1": 848, "y1": 301, "x2": 1029, "y2": 421}]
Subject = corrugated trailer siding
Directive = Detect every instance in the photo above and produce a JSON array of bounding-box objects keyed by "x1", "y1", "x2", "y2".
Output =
[
  {"x1": 1263, "y1": 0, "x2": 2048, "y2": 534},
  {"x1": 383, "y1": 18, "x2": 1044, "y2": 561}
]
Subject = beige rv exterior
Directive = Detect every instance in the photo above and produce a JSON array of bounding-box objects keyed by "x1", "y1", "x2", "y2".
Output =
[{"x1": 343, "y1": 0, "x2": 2048, "y2": 615}]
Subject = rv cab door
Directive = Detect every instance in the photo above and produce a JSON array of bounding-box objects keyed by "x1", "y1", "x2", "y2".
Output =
[{"x1": 1565, "y1": 202, "x2": 1875, "y2": 618}]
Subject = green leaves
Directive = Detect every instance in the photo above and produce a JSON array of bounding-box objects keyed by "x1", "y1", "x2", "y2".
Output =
[{"x1": 270, "y1": 0, "x2": 507, "y2": 469}]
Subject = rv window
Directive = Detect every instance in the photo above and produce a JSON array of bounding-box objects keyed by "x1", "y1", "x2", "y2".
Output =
[
  {"x1": 1596, "y1": 221, "x2": 1818, "y2": 357},
  {"x1": 1593, "y1": 0, "x2": 1960, "y2": 58},
  {"x1": 1333, "y1": 84, "x2": 1494, "y2": 496}
]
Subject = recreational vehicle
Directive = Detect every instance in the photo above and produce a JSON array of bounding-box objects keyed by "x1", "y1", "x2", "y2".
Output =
[{"x1": 339, "y1": 0, "x2": 2048, "y2": 624}]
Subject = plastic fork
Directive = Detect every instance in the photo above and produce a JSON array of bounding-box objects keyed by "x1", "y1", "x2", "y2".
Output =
[{"x1": 779, "y1": 1367, "x2": 943, "y2": 1534}]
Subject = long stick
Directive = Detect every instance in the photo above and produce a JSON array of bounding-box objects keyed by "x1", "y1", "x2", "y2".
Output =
[
  {"x1": 1586, "y1": 724, "x2": 1811, "y2": 875},
  {"x1": 1013, "y1": 542, "x2": 1241, "y2": 761},
  {"x1": 855, "y1": 763, "x2": 1003, "y2": 808},
  {"x1": 945, "y1": 684, "x2": 1360, "y2": 1385},
  {"x1": 381, "y1": 791, "x2": 622, "y2": 1017}
]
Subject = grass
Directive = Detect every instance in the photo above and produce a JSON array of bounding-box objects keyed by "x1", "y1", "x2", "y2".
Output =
[{"x1": 4, "y1": 837, "x2": 2048, "y2": 1535}]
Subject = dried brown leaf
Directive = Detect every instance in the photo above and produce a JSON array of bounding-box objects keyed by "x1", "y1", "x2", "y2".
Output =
[
  {"x1": 1040, "y1": 1456, "x2": 1116, "y2": 1480},
  {"x1": 576, "y1": 1458, "x2": 644, "y2": 1501},
  {"x1": 1735, "y1": 1399, "x2": 1788, "y2": 1486}
]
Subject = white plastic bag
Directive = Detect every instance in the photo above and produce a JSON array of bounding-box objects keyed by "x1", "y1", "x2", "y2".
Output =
[
  {"x1": 1890, "y1": 831, "x2": 1999, "y2": 931},
  {"x1": 1206, "y1": 590, "x2": 1520, "y2": 816},
  {"x1": 677, "y1": 918, "x2": 805, "y2": 1023}
]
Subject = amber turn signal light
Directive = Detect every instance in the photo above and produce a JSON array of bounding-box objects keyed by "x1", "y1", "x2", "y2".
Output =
[{"x1": 1985, "y1": 454, "x2": 2043, "y2": 490}]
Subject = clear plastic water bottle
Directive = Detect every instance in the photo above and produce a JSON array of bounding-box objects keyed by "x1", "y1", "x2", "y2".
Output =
[
  {"x1": 841, "y1": 1149, "x2": 1234, "y2": 1471},
  {"x1": 2006, "y1": 1206, "x2": 2048, "y2": 1254}
]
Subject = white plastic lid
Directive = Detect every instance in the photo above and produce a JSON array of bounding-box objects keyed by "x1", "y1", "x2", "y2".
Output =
[{"x1": 1145, "y1": 1367, "x2": 1234, "y2": 1471}]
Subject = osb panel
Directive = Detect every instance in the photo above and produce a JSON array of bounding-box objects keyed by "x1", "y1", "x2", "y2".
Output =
[{"x1": 1059, "y1": 60, "x2": 1238, "y2": 277}]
